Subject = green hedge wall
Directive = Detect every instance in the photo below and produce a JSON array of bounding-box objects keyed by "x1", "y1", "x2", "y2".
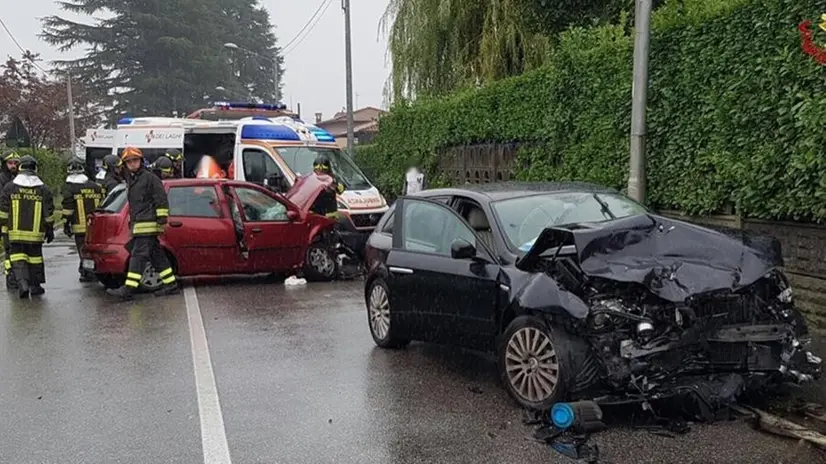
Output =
[
  {"x1": 1, "y1": 144, "x2": 67, "y2": 196},
  {"x1": 357, "y1": 0, "x2": 826, "y2": 221}
]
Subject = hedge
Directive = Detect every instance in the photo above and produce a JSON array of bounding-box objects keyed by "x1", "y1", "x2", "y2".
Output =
[
  {"x1": 1, "y1": 144, "x2": 68, "y2": 197},
  {"x1": 357, "y1": 0, "x2": 826, "y2": 222}
]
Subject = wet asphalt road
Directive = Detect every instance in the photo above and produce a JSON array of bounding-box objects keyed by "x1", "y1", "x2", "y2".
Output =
[{"x1": 1, "y1": 243, "x2": 825, "y2": 464}]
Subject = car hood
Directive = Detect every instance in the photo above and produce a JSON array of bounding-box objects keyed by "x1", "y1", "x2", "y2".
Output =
[
  {"x1": 285, "y1": 172, "x2": 336, "y2": 214},
  {"x1": 517, "y1": 213, "x2": 783, "y2": 303}
]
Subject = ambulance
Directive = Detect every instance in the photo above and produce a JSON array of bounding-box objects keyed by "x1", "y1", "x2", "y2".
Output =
[
  {"x1": 110, "y1": 109, "x2": 389, "y2": 243},
  {"x1": 80, "y1": 128, "x2": 116, "y2": 177}
]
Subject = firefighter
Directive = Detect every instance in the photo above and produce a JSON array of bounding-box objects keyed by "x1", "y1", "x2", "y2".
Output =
[
  {"x1": 1, "y1": 152, "x2": 21, "y2": 289},
  {"x1": 100, "y1": 154, "x2": 123, "y2": 193},
  {"x1": 107, "y1": 146, "x2": 179, "y2": 300},
  {"x1": 0, "y1": 155, "x2": 55, "y2": 298},
  {"x1": 62, "y1": 157, "x2": 105, "y2": 282},
  {"x1": 311, "y1": 154, "x2": 345, "y2": 219},
  {"x1": 166, "y1": 149, "x2": 184, "y2": 178},
  {"x1": 149, "y1": 156, "x2": 176, "y2": 179}
]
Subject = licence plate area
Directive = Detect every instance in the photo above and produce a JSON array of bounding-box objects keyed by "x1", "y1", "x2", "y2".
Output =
[{"x1": 81, "y1": 259, "x2": 96, "y2": 271}]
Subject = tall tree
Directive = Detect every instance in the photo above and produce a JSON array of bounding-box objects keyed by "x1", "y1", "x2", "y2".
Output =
[
  {"x1": 41, "y1": 0, "x2": 283, "y2": 117},
  {"x1": 0, "y1": 52, "x2": 101, "y2": 152},
  {"x1": 382, "y1": 0, "x2": 628, "y2": 100}
]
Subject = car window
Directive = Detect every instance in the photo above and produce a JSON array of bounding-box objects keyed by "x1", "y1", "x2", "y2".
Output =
[
  {"x1": 243, "y1": 148, "x2": 281, "y2": 183},
  {"x1": 402, "y1": 200, "x2": 475, "y2": 256},
  {"x1": 381, "y1": 211, "x2": 394, "y2": 234},
  {"x1": 234, "y1": 187, "x2": 288, "y2": 222},
  {"x1": 492, "y1": 192, "x2": 647, "y2": 251},
  {"x1": 99, "y1": 184, "x2": 127, "y2": 213},
  {"x1": 168, "y1": 186, "x2": 221, "y2": 218}
]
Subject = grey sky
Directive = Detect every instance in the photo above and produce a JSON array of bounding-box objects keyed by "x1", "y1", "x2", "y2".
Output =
[{"x1": 0, "y1": 0, "x2": 391, "y2": 121}]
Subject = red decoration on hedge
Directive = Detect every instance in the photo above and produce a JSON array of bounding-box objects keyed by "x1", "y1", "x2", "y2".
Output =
[{"x1": 799, "y1": 20, "x2": 826, "y2": 65}]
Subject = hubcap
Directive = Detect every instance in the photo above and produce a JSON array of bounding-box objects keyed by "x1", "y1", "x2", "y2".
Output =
[
  {"x1": 505, "y1": 327, "x2": 559, "y2": 403},
  {"x1": 141, "y1": 264, "x2": 162, "y2": 290},
  {"x1": 368, "y1": 284, "x2": 390, "y2": 340},
  {"x1": 308, "y1": 247, "x2": 334, "y2": 276}
]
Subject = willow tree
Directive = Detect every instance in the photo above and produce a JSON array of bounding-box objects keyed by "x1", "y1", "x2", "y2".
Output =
[{"x1": 382, "y1": 0, "x2": 629, "y2": 100}]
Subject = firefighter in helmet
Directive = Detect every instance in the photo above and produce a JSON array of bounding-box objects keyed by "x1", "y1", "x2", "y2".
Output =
[
  {"x1": 150, "y1": 156, "x2": 176, "y2": 180},
  {"x1": 310, "y1": 154, "x2": 345, "y2": 219},
  {"x1": 62, "y1": 157, "x2": 105, "y2": 282},
  {"x1": 107, "y1": 147, "x2": 179, "y2": 300},
  {"x1": 0, "y1": 155, "x2": 55, "y2": 298},
  {"x1": 100, "y1": 154, "x2": 123, "y2": 193},
  {"x1": 165, "y1": 149, "x2": 184, "y2": 178},
  {"x1": 0, "y1": 151, "x2": 21, "y2": 289}
]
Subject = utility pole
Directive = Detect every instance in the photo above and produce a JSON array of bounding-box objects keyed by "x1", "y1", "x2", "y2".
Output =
[
  {"x1": 66, "y1": 72, "x2": 77, "y2": 158},
  {"x1": 628, "y1": 0, "x2": 653, "y2": 203},
  {"x1": 274, "y1": 51, "x2": 281, "y2": 102},
  {"x1": 342, "y1": 0, "x2": 355, "y2": 155}
]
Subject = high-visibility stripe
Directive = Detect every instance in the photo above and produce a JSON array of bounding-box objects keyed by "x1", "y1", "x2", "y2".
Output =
[
  {"x1": 1, "y1": 225, "x2": 6, "y2": 233},
  {"x1": 8, "y1": 231, "x2": 45, "y2": 242},
  {"x1": 132, "y1": 222, "x2": 161, "y2": 234},
  {"x1": 9, "y1": 253, "x2": 27, "y2": 262},
  {"x1": 162, "y1": 275, "x2": 176, "y2": 284},
  {"x1": 125, "y1": 279, "x2": 140, "y2": 288},
  {"x1": 72, "y1": 224, "x2": 87, "y2": 234},
  {"x1": 62, "y1": 209, "x2": 75, "y2": 217},
  {"x1": 156, "y1": 208, "x2": 169, "y2": 217},
  {"x1": 0, "y1": 211, "x2": 7, "y2": 219},
  {"x1": 8, "y1": 253, "x2": 43, "y2": 264},
  {"x1": 11, "y1": 199, "x2": 19, "y2": 231},
  {"x1": 28, "y1": 256, "x2": 43, "y2": 264},
  {"x1": 3, "y1": 259, "x2": 10, "y2": 270},
  {"x1": 127, "y1": 272, "x2": 143, "y2": 281},
  {"x1": 159, "y1": 268, "x2": 173, "y2": 278},
  {"x1": 32, "y1": 201, "x2": 42, "y2": 233},
  {"x1": 77, "y1": 198, "x2": 86, "y2": 226}
]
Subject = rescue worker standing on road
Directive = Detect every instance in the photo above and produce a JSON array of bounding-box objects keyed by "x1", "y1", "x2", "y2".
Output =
[
  {"x1": 0, "y1": 152, "x2": 21, "y2": 289},
  {"x1": 100, "y1": 154, "x2": 123, "y2": 193},
  {"x1": 311, "y1": 154, "x2": 345, "y2": 219},
  {"x1": 62, "y1": 158, "x2": 105, "y2": 282},
  {"x1": 107, "y1": 147, "x2": 179, "y2": 300},
  {"x1": 0, "y1": 155, "x2": 55, "y2": 298}
]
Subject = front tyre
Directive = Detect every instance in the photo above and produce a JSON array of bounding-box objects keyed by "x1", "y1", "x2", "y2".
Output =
[
  {"x1": 498, "y1": 315, "x2": 567, "y2": 410},
  {"x1": 303, "y1": 242, "x2": 338, "y2": 282},
  {"x1": 366, "y1": 279, "x2": 409, "y2": 349}
]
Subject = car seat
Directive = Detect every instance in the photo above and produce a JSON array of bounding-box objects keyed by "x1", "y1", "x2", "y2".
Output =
[{"x1": 467, "y1": 207, "x2": 493, "y2": 252}]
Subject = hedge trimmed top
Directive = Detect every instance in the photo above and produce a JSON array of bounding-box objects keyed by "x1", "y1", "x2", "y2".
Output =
[{"x1": 357, "y1": 0, "x2": 826, "y2": 222}]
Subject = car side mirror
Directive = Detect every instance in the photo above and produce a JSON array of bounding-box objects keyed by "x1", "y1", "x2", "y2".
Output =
[
  {"x1": 450, "y1": 238, "x2": 476, "y2": 260},
  {"x1": 286, "y1": 210, "x2": 299, "y2": 221}
]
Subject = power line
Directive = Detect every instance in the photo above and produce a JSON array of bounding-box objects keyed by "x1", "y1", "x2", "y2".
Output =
[
  {"x1": 0, "y1": 17, "x2": 49, "y2": 73},
  {"x1": 280, "y1": 0, "x2": 330, "y2": 51},
  {"x1": 282, "y1": 0, "x2": 333, "y2": 56}
]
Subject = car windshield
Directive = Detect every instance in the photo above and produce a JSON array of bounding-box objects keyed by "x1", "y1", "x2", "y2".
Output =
[
  {"x1": 98, "y1": 184, "x2": 127, "y2": 213},
  {"x1": 276, "y1": 146, "x2": 372, "y2": 190},
  {"x1": 491, "y1": 192, "x2": 648, "y2": 251}
]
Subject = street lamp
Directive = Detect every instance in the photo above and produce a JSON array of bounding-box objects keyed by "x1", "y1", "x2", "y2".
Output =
[{"x1": 223, "y1": 42, "x2": 280, "y2": 102}]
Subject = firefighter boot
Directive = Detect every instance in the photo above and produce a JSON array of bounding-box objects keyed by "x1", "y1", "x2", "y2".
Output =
[
  {"x1": 106, "y1": 285, "x2": 135, "y2": 301},
  {"x1": 154, "y1": 282, "x2": 180, "y2": 297},
  {"x1": 6, "y1": 272, "x2": 18, "y2": 290},
  {"x1": 17, "y1": 280, "x2": 30, "y2": 299},
  {"x1": 30, "y1": 285, "x2": 45, "y2": 296}
]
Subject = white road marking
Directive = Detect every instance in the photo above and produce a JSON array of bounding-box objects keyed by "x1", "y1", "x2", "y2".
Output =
[{"x1": 185, "y1": 286, "x2": 232, "y2": 464}]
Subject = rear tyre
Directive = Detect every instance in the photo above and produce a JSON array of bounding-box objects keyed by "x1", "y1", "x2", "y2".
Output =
[
  {"x1": 303, "y1": 242, "x2": 338, "y2": 282},
  {"x1": 366, "y1": 279, "x2": 409, "y2": 349},
  {"x1": 498, "y1": 315, "x2": 567, "y2": 410}
]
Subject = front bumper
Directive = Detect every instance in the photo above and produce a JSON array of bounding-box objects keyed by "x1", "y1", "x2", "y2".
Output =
[
  {"x1": 81, "y1": 242, "x2": 128, "y2": 275},
  {"x1": 345, "y1": 206, "x2": 389, "y2": 232}
]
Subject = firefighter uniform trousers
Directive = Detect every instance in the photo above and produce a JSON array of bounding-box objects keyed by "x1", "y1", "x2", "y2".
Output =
[
  {"x1": 9, "y1": 243, "x2": 44, "y2": 286},
  {"x1": 125, "y1": 235, "x2": 175, "y2": 290}
]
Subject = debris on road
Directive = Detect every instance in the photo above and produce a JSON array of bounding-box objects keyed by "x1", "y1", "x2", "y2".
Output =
[
  {"x1": 735, "y1": 404, "x2": 826, "y2": 450},
  {"x1": 532, "y1": 401, "x2": 604, "y2": 463},
  {"x1": 284, "y1": 275, "x2": 307, "y2": 286}
]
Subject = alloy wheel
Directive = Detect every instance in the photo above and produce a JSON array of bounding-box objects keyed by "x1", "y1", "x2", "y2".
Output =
[
  {"x1": 368, "y1": 283, "x2": 390, "y2": 340},
  {"x1": 141, "y1": 264, "x2": 163, "y2": 290},
  {"x1": 308, "y1": 246, "x2": 335, "y2": 277},
  {"x1": 504, "y1": 327, "x2": 559, "y2": 403}
]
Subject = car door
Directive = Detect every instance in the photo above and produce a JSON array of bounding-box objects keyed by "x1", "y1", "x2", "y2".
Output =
[
  {"x1": 230, "y1": 185, "x2": 306, "y2": 272},
  {"x1": 386, "y1": 197, "x2": 501, "y2": 349},
  {"x1": 161, "y1": 185, "x2": 247, "y2": 276}
]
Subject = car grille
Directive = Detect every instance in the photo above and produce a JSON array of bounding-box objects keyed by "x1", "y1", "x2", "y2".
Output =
[
  {"x1": 350, "y1": 213, "x2": 382, "y2": 229},
  {"x1": 691, "y1": 294, "x2": 759, "y2": 325}
]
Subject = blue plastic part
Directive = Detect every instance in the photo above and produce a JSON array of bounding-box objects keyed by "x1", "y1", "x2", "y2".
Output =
[
  {"x1": 118, "y1": 117, "x2": 133, "y2": 125},
  {"x1": 306, "y1": 124, "x2": 336, "y2": 142},
  {"x1": 240, "y1": 124, "x2": 300, "y2": 141},
  {"x1": 550, "y1": 403, "x2": 575, "y2": 430},
  {"x1": 250, "y1": 116, "x2": 272, "y2": 121}
]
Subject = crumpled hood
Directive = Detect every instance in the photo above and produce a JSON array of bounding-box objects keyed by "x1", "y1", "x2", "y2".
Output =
[{"x1": 520, "y1": 213, "x2": 783, "y2": 303}]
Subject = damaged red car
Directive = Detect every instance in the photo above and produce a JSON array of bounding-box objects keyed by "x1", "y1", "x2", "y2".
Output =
[
  {"x1": 81, "y1": 177, "x2": 340, "y2": 290},
  {"x1": 363, "y1": 182, "x2": 823, "y2": 410}
]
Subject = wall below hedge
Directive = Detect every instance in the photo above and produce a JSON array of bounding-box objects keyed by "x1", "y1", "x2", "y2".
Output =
[{"x1": 357, "y1": 0, "x2": 826, "y2": 222}]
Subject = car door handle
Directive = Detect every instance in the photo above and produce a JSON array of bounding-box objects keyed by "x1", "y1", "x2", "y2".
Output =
[
  {"x1": 251, "y1": 227, "x2": 263, "y2": 234},
  {"x1": 168, "y1": 221, "x2": 183, "y2": 228},
  {"x1": 389, "y1": 266, "x2": 413, "y2": 275}
]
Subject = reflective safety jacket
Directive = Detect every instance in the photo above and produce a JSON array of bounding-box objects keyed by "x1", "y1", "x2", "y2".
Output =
[
  {"x1": 0, "y1": 174, "x2": 55, "y2": 243},
  {"x1": 62, "y1": 174, "x2": 105, "y2": 235},
  {"x1": 126, "y1": 168, "x2": 169, "y2": 236}
]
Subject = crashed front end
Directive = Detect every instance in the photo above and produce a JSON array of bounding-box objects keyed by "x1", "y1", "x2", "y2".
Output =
[
  {"x1": 520, "y1": 214, "x2": 822, "y2": 401},
  {"x1": 580, "y1": 272, "x2": 822, "y2": 400}
]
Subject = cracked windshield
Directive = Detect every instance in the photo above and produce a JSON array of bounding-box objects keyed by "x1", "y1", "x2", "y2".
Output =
[{"x1": 1, "y1": 0, "x2": 825, "y2": 463}]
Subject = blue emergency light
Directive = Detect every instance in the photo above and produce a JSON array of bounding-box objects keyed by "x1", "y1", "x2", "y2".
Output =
[
  {"x1": 240, "y1": 124, "x2": 301, "y2": 141},
  {"x1": 306, "y1": 125, "x2": 336, "y2": 142},
  {"x1": 118, "y1": 117, "x2": 134, "y2": 125}
]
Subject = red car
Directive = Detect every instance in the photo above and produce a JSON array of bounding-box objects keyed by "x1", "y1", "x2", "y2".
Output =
[{"x1": 81, "y1": 178, "x2": 339, "y2": 291}]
